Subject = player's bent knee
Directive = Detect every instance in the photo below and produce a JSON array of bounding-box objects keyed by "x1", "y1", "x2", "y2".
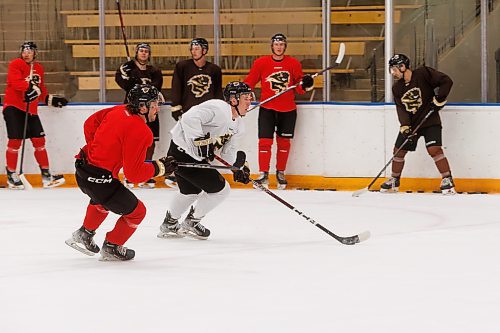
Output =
[
  {"x1": 123, "y1": 200, "x2": 146, "y2": 228},
  {"x1": 7, "y1": 139, "x2": 22, "y2": 150}
]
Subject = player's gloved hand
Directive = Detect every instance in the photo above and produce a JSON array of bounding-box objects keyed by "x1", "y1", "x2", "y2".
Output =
[
  {"x1": 153, "y1": 156, "x2": 178, "y2": 177},
  {"x1": 301, "y1": 74, "x2": 314, "y2": 91},
  {"x1": 46, "y1": 95, "x2": 68, "y2": 107},
  {"x1": 119, "y1": 61, "x2": 134, "y2": 80},
  {"x1": 430, "y1": 96, "x2": 447, "y2": 112},
  {"x1": 25, "y1": 83, "x2": 41, "y2": 102},
  {"x1": 194, "y1": 133, "x2": 215, "y2": 161},
  {"x1": 400, "y1": 125, "x2": 415, "y2": 144},
  {"x1": 171, "y1": 105, "x2": 183, "y2": 121},
  {"x1": 233, "y1": 162, "x2": 251, "y2": 184}
]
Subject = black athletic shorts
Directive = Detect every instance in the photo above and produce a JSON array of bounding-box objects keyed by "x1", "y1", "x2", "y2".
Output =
[
  {"x1": 395, "y1": 124, "x2": 443, "y2": 152},
  {"x1": 147, "y1": 116, "x2": 160, "y2": 142},
  {"x1": 75, "y1": 157, "x2": 138, "y2": 216},
  {"x1": 168, "y1": 140, "x2": 226, "y2": 195},
  {"x1": 2, "y1": 106, "x2": 45, "y2": 139},
  {"x1": 258, "y1": 107, "x2": 297, "y2": 139}
]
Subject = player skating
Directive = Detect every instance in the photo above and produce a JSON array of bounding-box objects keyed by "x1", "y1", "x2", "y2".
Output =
[
  {"x1": 65, "y1": 84, "x2": 177, "y2": 261},
  {"x1": 157, "y1": 81, "x2": 253, "y2": 240}
]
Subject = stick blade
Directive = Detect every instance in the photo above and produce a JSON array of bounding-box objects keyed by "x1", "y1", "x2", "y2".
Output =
[
  {"x1": 356, "y1": 230, "x2": 371, "y2": 243},
  {"x1": 335, "y1": 42, "x2": 346, "y2": 64},
  {"x1": 352, "y1": 187, "x2": 368, "y2": 197},
  {"x1": 339, "y1": 230, "x2": 371, "y2": 245},
  {"x1": 19, "y1": 173, "x2": 33, "y2": 190}
]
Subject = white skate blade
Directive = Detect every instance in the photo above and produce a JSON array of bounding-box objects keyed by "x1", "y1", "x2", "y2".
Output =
[
  {"x1": 164, "y1": 179, "x2": 178, "y2": 189},
  {"x1": 441, "y1": 188, "x2": 457, "y2": 195},
  {"x1": 277, "y1": 183, "x2": 287, "y2": 190},
  {"x1": 177, "y1": 229, "x2": 209, "y2": 240},
  {"x1": 8, "y1": 183, "x2": 25, "y2": 190},
  {"x1": 157, "y1": 231, "x2": 185, "y2": 239},
  {"x1": 98, "y1": 254, "x2": 134, "y2": 262},
  {"x1": 65, "y1": 238, "x2": 97, "y2": 256},
  {"x1": 379, "y1": 187, "x2": 399, "y2": 193},
  {"x1": 138, "y1": 183, "x2": 155, "y2": 189},
  {"x1": 43, "y1": 178, "x2": 65, "y2": 189}
]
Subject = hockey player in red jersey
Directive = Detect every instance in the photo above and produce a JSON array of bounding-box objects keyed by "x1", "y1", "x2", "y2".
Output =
[
  {"x1": 2, "y1": 41, "x2": 68, "y2": 189},
  {"x1": 65, "y1": 84, "x2": 177, "y2": 261},
  {"x1": 380, "y1": 54, "x2": 455, "y2": 195},
  {"x1": 115, "y1": 42, "x2": 164, "y2": 188},
  {"x1": 244, "y1": 33, "x2": 314, "y2": 189}
]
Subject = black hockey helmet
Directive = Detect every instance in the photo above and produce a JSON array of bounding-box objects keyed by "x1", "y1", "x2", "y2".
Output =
[
  {"x1": 135, "y1": 42, "x2": 151, "y2": 61},
  {"x1": 223, "y1": 81, "x2": 254, "y2": 103},
  {"x1": 127, "y1": 84, "x2": 160, "y2": 114},
  {"x1": 271, "y1": 33, "x2": 287, "y2": 45},
  {"x1": 20, "y1": 41, "x2": 38, "y2": 57},
  {"x1": 190, "y1": 38, "x2": 209, "y2": 52},
  {"x1": 389, "y1": 54, "x2": 410, "y2": 69}
]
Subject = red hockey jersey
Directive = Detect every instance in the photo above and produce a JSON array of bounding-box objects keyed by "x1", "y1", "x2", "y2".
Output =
[
  {"x1": 4, "y1": 58, "x2": 48, "y2": 114},
  {"x1": 244, "y1": 55, "x2": 306, "y2": 112},
  {"x1": 82, "y1": 105, "x2": 155, "y2": 183}
]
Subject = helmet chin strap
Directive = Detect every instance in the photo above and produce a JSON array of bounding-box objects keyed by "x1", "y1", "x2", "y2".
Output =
[{"x1": 232, "y1": 99, "x2": 244, "y2": 117}]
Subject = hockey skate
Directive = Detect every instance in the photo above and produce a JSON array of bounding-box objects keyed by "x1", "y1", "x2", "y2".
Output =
[
  {"x1": 380, "y1": 177, "x2": 400, "y2": 193},
  {"x1": 138, "y1": 178, "x2": 156, "y2": 189},
  {"x1": 41, "y1": 169, "x2": 65, "y2": 189},
  {"x1": 99, "y1": 240, "x2": 135, "y2": 261},
  {"x1": 157, "y1": 211, "x2": 185, "y2": 239},
  {"x1": 253, "y1": 171, "x2": 269, "y2": 189},
  {"x1": 178, "y1": 207, "x2": 210, "y2": 240},
  {"x1": 440, "y1": 176, "x2": 457, "y2": 195},
  {"x1": 6, "y1": 168, "x2": 24, "y2": 190},
  {"x1": 65, "y1": 226, "x2": 100, "y2": 256},
  {"x1": 164, "y1": 174, "x2": 178, "y2": 189},
  {"x1": 276, "y1": 171, "x2": 288, "y2": 190}
]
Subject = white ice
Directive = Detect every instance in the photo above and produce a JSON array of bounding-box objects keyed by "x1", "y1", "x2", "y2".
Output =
[{"x1": 0, "y1": 188, "x2": 499, "y2": 333}]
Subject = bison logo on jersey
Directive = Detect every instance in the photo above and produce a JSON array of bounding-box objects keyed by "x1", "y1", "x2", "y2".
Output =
[
  {"x1": 401, "y1": 87, "x2": 422, "y2": 114},
  {"x1": 139, "y1": 77, "x2": 152, "y2": 85},
  {"x1": 265, "y1": 71, "x2": 290, "y2": 94},
  {"x1": 187, "y1": 74, "x2": 212, "y2": 98}
]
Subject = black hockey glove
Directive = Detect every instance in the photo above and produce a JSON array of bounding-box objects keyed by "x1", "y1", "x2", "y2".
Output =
[
  {"x1": 171, "y1": 105, "x2": 183, "y2": 121},
  {"x1": 430, "y1": 96, "x2": 447, "y2": 112},
  {"x1": 119, "y1": 61, "x2": 134, "y2": 80},
  {"x1": 233, "y1": 162, "x2": 251, "y2": 184},
  {"x1": 46, "y1": 95, "x2": 68, "y2": 108},
  {"x1": 194, "y1": 133, "x2": 215, "y2": 161},
  {"x1": 25, "y1": 83, "x2": 41, "y2": 102},
  {"x1": 153, "y1": 156, "x2": 178, "y2": 177},
  {"x1": 301, "y1": 74, "x2": 314, "y2": 91}
]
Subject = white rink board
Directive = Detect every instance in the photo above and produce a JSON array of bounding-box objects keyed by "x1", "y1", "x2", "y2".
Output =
[{"x1": 0, "y1": 104, "x2": 499, "y2": 178}]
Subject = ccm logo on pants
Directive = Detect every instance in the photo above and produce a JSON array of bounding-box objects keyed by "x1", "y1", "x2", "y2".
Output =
[{"x1": 87, "y1": 176, "x2": 113, "y2": 184}]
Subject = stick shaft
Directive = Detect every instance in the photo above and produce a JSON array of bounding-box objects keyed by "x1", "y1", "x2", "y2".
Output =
[{"x1": 116, "y1": 0, "x2": 130, "y2": 60}]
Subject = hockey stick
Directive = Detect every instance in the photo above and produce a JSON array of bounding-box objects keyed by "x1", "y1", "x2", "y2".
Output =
[
  {"x1": 116, "y1": 0, "x2": 131, "y2": 61},
  {"x1": 18, "y1": 63, "x2": 34, "y2": 190},
  {"x1": 248, "y1": 42, "x2": 346, "y2": 112},
  {"x1": 352, "y1": 109, "x2": 436, "y2": 197},
  {"x1": 214, "y1": 155, "x2": 370, "y2": 245}
]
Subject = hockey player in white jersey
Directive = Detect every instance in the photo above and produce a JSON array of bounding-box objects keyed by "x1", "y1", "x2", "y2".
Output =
[{"x1": 158, "y1": 81, "x2": 254, "y2": 239}]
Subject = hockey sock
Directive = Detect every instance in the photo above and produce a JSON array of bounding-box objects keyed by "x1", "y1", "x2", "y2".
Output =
[
  {"x1": 169, "y1": 193, "x2": 198, "y2": 219},
  {"x1": 258, "y1": 138, "x2": 273, "y2": 172},
  {"x1": 6, "y1": 139, "x2": 22, "y2": 172},
  {"x1": 83, "y1": 204, "x2": 109, "y2": 231},
  {"x1": 31, "y1": 137, "x2": 49, "y2": 169},
  {"x1": 391, "y1": 150, "x2": 407, "y2": 177},
  {"x1": 106, "y1": 200, "x2": 146, "y2": 245},
  {"x1": 276, "y1": 136, "x2": 291, "y2": 171},
  {"x1": 194, "y1": 181, "x2": 230, "y2": 218},
  {"x1": 432, "y1": 153, "x2": 452, "y2": 177}
]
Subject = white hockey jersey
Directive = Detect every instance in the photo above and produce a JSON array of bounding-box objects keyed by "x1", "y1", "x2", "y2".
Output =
[{"x1": 170, "y1": 99, "x2": 245, "y2": 164}]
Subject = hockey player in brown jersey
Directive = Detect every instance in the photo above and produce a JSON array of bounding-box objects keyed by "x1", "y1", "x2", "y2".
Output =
[{"x1": 380, "y1": 54, "x2": 456, "y2": 195}]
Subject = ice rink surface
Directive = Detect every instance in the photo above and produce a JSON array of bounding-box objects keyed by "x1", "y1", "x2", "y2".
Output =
[{"x1": 1, "y1": 187, "x2": 499, "y2": 333}]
